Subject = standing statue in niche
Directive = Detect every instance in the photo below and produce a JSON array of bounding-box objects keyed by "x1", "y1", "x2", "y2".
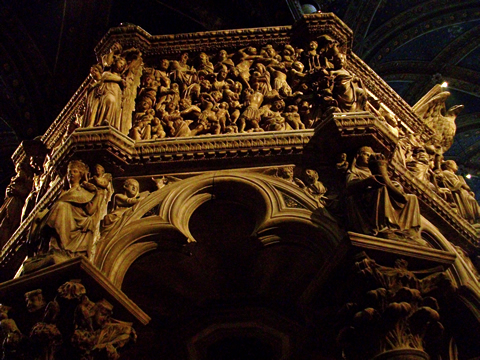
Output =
[
  {"x1": 92, "y1": 56, "x2": 127, "y2": 129},
  {"x1": 346, "y1": 146, "x2": 422, "y2": 242},
  {"x1": 26, "y1": 160, "x2": 106, "y2": 271},
  {"x1": 0, "y1": 161, "x2": 33, "y2": 249},
  {"x1": 82, "y1": 64, "x2": 103, "y2": 128},
  {"x1": 87, "y1": 47, "x2": 143, "y2": 134}
]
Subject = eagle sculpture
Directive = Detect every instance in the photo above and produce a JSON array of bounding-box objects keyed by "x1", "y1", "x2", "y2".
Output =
[{"x1": 412, "y1": 84, "x2": 464, "y2": 153}]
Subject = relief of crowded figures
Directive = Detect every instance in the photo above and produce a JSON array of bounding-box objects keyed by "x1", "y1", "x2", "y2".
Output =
[{"x1": 80, "y1": 35, "x2": 371, "y2": 139}]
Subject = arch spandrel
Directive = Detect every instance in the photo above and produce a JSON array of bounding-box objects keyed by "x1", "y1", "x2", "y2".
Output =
[{"x1": 94, "y1": 170, "x2": 345, "y2": 288}]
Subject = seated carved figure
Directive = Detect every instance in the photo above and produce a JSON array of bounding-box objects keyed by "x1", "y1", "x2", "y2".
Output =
[
  {"x1": 101, "y1": 178, "x2": 148, "y2": 232},
  {"x1": 436, "y1": 160, "x2": 480, "y2": 224},
  {"x1": 346, "y1": 147, "x2": 422, "y2": 242},
  {"x1": 27, "y1": 160, "x2": 105, "y2": 264}
]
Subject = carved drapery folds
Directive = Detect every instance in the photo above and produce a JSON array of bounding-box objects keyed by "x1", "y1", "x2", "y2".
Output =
[
  {"x1": 80, "y1": 33, "x2": 377, "y2": 140},
  {"x1": 0, "y1": 280, "x2": 135, "y2": 360},
  {"x1": 24, "y1": 161, "x2": 112, "y2": 274},
  {"x1": 82, "y1": 44, "x2": 143, "y2": 135},
  {"x1": 346, "y1": 147, "x2": 423, "y2": 244}
]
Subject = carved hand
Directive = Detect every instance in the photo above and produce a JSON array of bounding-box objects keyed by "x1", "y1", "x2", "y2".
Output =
[{"x1": 82, "y1": 182, "x2": 98, "y2": 193}]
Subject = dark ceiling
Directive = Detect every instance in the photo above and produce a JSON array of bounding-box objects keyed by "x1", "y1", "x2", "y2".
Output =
[{"x1": 1, "y1": 0, "x2": 479, "y2": 193}]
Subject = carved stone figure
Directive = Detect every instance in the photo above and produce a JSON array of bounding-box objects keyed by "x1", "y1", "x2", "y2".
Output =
[
  {"x1": 406, "y1": 147, "x2": 434, "y2": 185},
  {"x1": 0, "y1": 161, "x2": 33, "y2": 249},
  {"x1": 25, "y1": 289, "x2": 47, "y2": 313},
  {"x1": 101, "y1": 178, "x2": 147, "y2": 233},
  {"x1": 436, "y1": 160, "x2": 480, "y2": 223},
  {"x1": 234, "y1": 47, "x2": 262, "y2": 90},
  {"x1": 329, "y1": 52, "x2": 368, "y2": 113},
  {"x1": 0, "y1": 304, "x2": 24, "y2": 360},
  {"x1": 101, "y1": 42, "x2": 123, "y2": 69},
  {"x1": 238, "y1": 82, "x2": 265, "y2": 133},
  {"x1": 92, "y1": 56, "x2": 127, "y2": 129},
  {"x1": 294, "y1": 169, "x2": 327, "y2": 207},
  {"x1": 171, "y1": 52, "x2": 197, "y2": 95},
  {"x1": 261, "y1": 98, "x2": 287, "y2": 131},
  {"x1": 336, "y1": 152, "x2": 349, "y2": 173},
  {"x1": 28, "y1": 160, "x2": 106, "y2": 261},
  {"x1": 346, "y1": 147, "x2": 422, "y2": 241},
  {"x1": 82, "y1": 64, "x2": 103, "y2": 128},
  {"x1": 412, "y1": 84, "x2": 464, "y2": 154},
  {"x1": 282, "y1": 105, "x2": 305, "y2": 130},
  {"x1": 21, "y1": 139, "x2": 50, "y2": 222}
]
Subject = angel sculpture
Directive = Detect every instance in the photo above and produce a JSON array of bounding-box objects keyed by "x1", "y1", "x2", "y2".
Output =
[{"x1": 412, "y1": 84, "x2": 464, "y2": 154}]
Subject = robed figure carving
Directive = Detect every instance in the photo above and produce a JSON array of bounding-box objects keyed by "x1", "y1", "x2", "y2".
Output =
[
  {"x1": 436, "y1": 160, "x2": 480, "y2": 224},
  {"x1": 346, "y1": 147, "x2": 422, "y2": 241},
  {"x1": 27, "y1": 160, "x2": 105, "y2": 271}
]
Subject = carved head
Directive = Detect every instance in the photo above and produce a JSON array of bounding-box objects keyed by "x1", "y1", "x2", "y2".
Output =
[
  {"x1": 272, "y1": 99, "x2": 285, "y2": 112},
  {"x1": 247, "y1": 47, "x2": 257, "y2": 55},
  {"x1": 217, "y1": 65, "x2": 228, "y2": 80},
  {"x1": 219, "y1": 102, "x2": 229, "y2": 110},
  {"x1": 218, "y1": 49, "x2": 228, "y2": 60},
  {"x1": 278, "y1": 167, "x2": 293, "y2": 180},
  {"x1": 159, "y1": 58, "x2": 170, "y2": 71},
  {"x1": 199, "y1": 52, "x2": 209, "y2": 64},
  {"x1": 179, "y1": 98, "x2": 191, "y2": 110},
  {"x1": 304, "y1": 169, "x2": 319, "y2": 183},
  {"x1": 110, "y1": 42, "x2": 123, "y2": 54},
  {"x1": 94, "y1": 164, "x2": 105, "y2": 176},
  {"x1": 356, "y1": 146, "x2": 374, "y2": 167},
  {"x1": 123, "y1": 178, "x2": 140, "y2": 198},
  {"x1": 264, "y1": 44, "x2": 276, "y2": 58},
  {"x1": 67, "y1": 160, "x2": 89, "y2": 187},
  {"x1": 332, "y1": 52, "x2": 346, "y2": 69},
  {"x1": 412, "y1": 147, "x2": 429, "y2": 164},
  {"x1": 286, "y1": 104, "x2": 298, "y2": 113},
  {"x1": 283, "y1": 44, "x2": 295, "y2": 57},
  {"x1": 200, "y1": 79, "x2": 212, "y2": 92},
  {"x1": 0, "y1": 304, "x2": 11, "y2": 320},
  {"x1": 292, "y1": 61, "x2": 304, "y2": 73},
  {"x1": 141, "y1": 71, "x2": 155, "y2": 87},
  {"x1": 309, "y1": 41, "x2": 318, "y2": 51},
  {"x1": 211, "y1": 91, "x2": 223, "y2": 103},
  {"x1": 442, "y1": 160, "x2": 458, "y2": 173},
  {"x1": 136, "y1": 94, "x2": 154, "y2": 112},
  {"x1": 166, "y1": 101, "x2": 178, "y2": 113},
  {"x1": 180, "y1": 52, "x2": 189, "y2": 63},
  {"x1": 112, "y1": 57, "x2": 127, "y2": 73},
  {"x1": 93, "y1": 299, "x2": 113, "y2": 329},
  {"x1": 90, "y1": 64, "x2": 103, "y2": 81},
  {"x1": 25, "y1": 289, "x2": 46, "y2": 313}
]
